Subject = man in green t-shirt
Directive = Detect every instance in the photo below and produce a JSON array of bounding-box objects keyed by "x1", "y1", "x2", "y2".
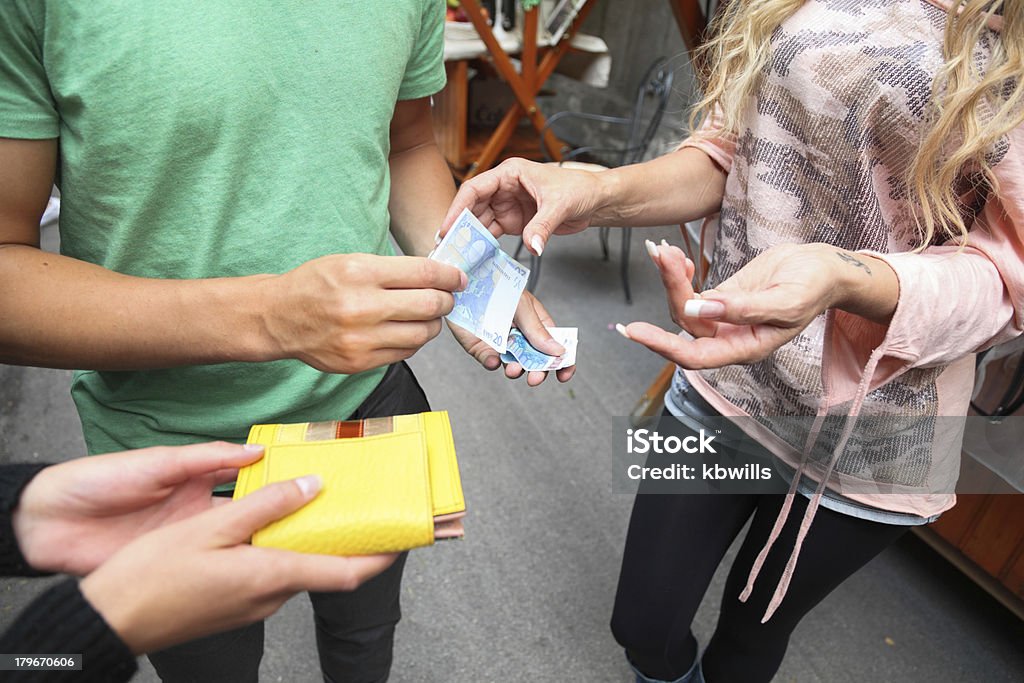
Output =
[{"x1": 0, "y1": 2, "x2": 572, "y2": 680}]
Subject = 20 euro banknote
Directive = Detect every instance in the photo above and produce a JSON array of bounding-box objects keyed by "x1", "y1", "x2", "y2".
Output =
[
  {"x1": 430, "y1": 209, "x2": 529, "y2": 353},
  {"x1": 500, "y1": 327, "x2": 578, "y2": 371}
]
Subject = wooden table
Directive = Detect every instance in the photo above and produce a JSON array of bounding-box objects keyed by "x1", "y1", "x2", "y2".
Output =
[{"x1": 433, "y1": 0, "x2": 714, "y2": 179}]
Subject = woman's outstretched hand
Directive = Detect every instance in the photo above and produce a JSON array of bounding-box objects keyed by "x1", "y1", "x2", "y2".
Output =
[
  {"x1": 440, "y1": 158, "x2": 605, "y2": 256},
  {"x1": 620, "y1": 242, "x2": 899, "y2": 369}
]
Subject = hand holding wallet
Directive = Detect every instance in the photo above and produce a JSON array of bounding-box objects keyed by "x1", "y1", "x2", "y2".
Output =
[{"x1": 232, "y1": 411, "x2": 466, "y2": 555}]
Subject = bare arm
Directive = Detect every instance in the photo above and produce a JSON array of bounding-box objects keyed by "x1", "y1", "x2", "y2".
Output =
[
  {"x1": 593, "y1": 146, "x2": 727, "y2": 227},
  {"x1": 0, "y1": 138, "x2": 276, "y2": 369},
  {"x1": 0, "y1": 138, "x2": 463, "y2": 372},
  {"x1": 441, "y1": 146, "x2": 727, "y2": 256},
  {"x1": 387, "y1": 97, "x2": 457, "y2": 258}
]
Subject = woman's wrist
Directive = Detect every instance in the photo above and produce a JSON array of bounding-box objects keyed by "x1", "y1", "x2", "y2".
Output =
[
  {"x1": 591, "y1": 167, "x2": 626, "y2": 226},
  {"x1": 10, "y1": 472, "x2": 51, "y2": 572},
  {"x1": 80, "y1": 571, "x2": 145, "y2": 654},
  {"x1": 821, "y1": 245, "x2": 899, "y2": 324},
  {"x1": 0, "y1": 578, "x2": 139, "y2": 679},
  {"x1": 1, "y1": 463, "x2": 53, "y2": 576}
]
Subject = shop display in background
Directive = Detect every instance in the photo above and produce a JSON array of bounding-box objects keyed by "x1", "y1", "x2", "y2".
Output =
[
  {"x1": 916, "y1": 340, "x2": 1024, "y2": 619},
  {"x1": 436, "y1": 1, "x2": 708, "y2": 179},
  {"x1": 545, "y1": 0, "x2": 588, "y2": 43}
]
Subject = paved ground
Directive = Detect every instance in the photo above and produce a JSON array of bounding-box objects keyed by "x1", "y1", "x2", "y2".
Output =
[{"x1": 2, "y1": 223, "x2": 1023, "y2": 682}]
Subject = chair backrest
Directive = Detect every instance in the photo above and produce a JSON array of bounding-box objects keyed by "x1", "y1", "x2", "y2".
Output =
[
  {"x1": 620, "y1": 57, "x2": 675, "y2": 167},
  {"x1": 542, "y1": 57, "x2": 677, "y2": 167}
]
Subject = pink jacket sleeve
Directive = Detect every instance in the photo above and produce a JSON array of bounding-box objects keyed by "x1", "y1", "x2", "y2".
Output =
[
  {"x1": 825, "y1": 124, "x2": 1024, "y2": 396},
  {"x1": 677, "y1": 107, "x2": 736, "y2": 173}
]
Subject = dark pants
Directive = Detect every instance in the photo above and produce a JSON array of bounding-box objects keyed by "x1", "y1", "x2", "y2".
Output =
[
  {"x1": 610, "y1": 411, "x2": 908, "y2": 683},
  {"x1": 148, "y1": 363, "x2": 429, "y2": 683}
]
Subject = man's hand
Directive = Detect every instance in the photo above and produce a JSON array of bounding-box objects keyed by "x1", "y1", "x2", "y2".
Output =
[
  {"x1": 449, "y1": 290, "x2": 575, "y2": 387},
  {"x1": 263, "y1": 253, "x2": 468, "y2": 374},
  {"x1": 13, "y1": 442, "x2": 267, "y2": 575},
  {"x1": 79, "y1": 474, "x2": 396, "y2": 655}
]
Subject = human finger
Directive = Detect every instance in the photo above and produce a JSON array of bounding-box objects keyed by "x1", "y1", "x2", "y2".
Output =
[
  {"x1": 699, "y1": 286, "x2": 813, "y2": 328},
  {"x1": 272, "y1": 551, "x2": 400, "y2": 593},
  {"x1": 441, "y1": 171, "x2": 507, "y2": 237},
  {"x1": 504, "y1": 361, "x2": 525, "y2": 379},
  {"x1": 525, "y1": 370, "x2": 549, "y2": 387},
  {"x1": 382, "y1": 289, "x2": 455, "y2": 321},
  {"x1": 207, "y1": 476, "x2": 323, "y2": 546},
  {"x1": 554, "y1": 364, "x2": 576, "y2": 383},
  {"x1": 448, "y1": 322, "x2": 502, "y2": 371},
  {"x1": 520, "y1": 204, "x2": 572, "y2": 257},
  {"x1": 618, "y1": 321, "x2": 757, "y2": 369},
  {"x1": 144, "y1": 442, "x2": 265, "y2": 489},
  {"x1": 513, "y1": 294, "x2": 564, "y2": 356},
  {"x1": 374, "y1": 256, "x2": 467, "y2": 293}
]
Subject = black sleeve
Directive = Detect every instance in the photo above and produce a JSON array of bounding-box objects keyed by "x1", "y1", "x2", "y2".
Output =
[
  {"x1": 0, "y1": 463, "x2": 52, "y2": 577},
  {"x1": 0, "y1": 578, "x2": 138, "y2": 682}
]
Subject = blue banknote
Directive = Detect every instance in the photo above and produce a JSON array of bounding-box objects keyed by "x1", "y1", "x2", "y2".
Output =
[
  {"x1": 430, "y1": 209, "x2": 529, "y2": 353},
  {"x1": 500, "y1": 327, "x2": 578, "y2": 371}
]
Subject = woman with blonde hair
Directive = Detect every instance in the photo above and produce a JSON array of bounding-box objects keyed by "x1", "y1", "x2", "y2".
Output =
[{"x1": 443, "y1": 0, "x2": 1022, "y2": 680}]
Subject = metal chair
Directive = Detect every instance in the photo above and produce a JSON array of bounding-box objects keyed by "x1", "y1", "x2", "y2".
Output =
[{"x1": 515, "y1": 57, "x2": 675, "y2": 302}]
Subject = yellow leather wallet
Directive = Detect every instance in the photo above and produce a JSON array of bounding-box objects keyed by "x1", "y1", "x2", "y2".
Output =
[{"x1": 232, "y1": 411, "x2": 466, "y2": 555}]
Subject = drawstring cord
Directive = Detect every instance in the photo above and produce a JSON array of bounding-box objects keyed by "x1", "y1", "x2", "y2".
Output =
[
  {"x1": 739, "y1": 347, "x2": 884, "y2": 622},
  {"x1": 737, "y1": 406, "x2": 828, "y2": 602}
]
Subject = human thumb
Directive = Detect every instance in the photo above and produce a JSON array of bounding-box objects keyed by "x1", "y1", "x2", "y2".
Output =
[
  {"x1": 521, "y1": 207, "x2": 566, "y2": 257},
  {"x1": 211, "y1": 475, "x2": 323, "y2": 546}
]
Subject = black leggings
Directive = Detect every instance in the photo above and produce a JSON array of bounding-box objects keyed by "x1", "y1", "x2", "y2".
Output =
[{"x1": 611, "y1": 489, "x2": 908, "y2": 682}]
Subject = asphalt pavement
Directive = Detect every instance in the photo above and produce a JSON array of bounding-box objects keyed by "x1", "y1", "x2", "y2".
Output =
[{"x1": 1, "y1": 223, "x2": 1022, "y2": 682}]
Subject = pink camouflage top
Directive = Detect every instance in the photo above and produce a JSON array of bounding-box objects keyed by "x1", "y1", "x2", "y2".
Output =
[{"x1": 677, "y1": 0, "x2": 1022, "y2": 619}]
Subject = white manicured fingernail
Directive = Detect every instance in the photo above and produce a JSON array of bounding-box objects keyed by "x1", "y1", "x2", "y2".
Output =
[
  {"x1": 433, "y1": 230, "x2": 441, "y2": 245},
  {"x1": 531, "y1": 235, "x2": 545, "y2": 256},
  {"x1": 295, "y1": 475, "x2": 323, "y2": 499},
  {"x1": 683, "y1": 299, "x2": 725, "y2": 318},
  {"x1": 243, "y1": 444, "x2": 265, "y2": 453},
  {"x1": 615, "y1": 323, "x2": 631, "y2": 339},
  {"x1": 644, "y1": 239, "x2": 660, "y2": 262}
]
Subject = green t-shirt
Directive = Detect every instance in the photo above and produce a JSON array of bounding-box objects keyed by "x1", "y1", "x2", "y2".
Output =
[{"x1": 0, "y1": 1, "x2": 446, "y2": 453}]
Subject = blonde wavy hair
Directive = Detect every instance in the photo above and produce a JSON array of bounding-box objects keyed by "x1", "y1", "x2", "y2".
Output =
[{"x1": 689, "y1": 0, "x2": 1023, "y2": 246}]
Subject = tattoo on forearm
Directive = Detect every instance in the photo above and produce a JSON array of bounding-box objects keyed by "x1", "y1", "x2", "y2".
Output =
[{"x1": 835, "y1": 251, "x2": 872, "y2": 275}]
